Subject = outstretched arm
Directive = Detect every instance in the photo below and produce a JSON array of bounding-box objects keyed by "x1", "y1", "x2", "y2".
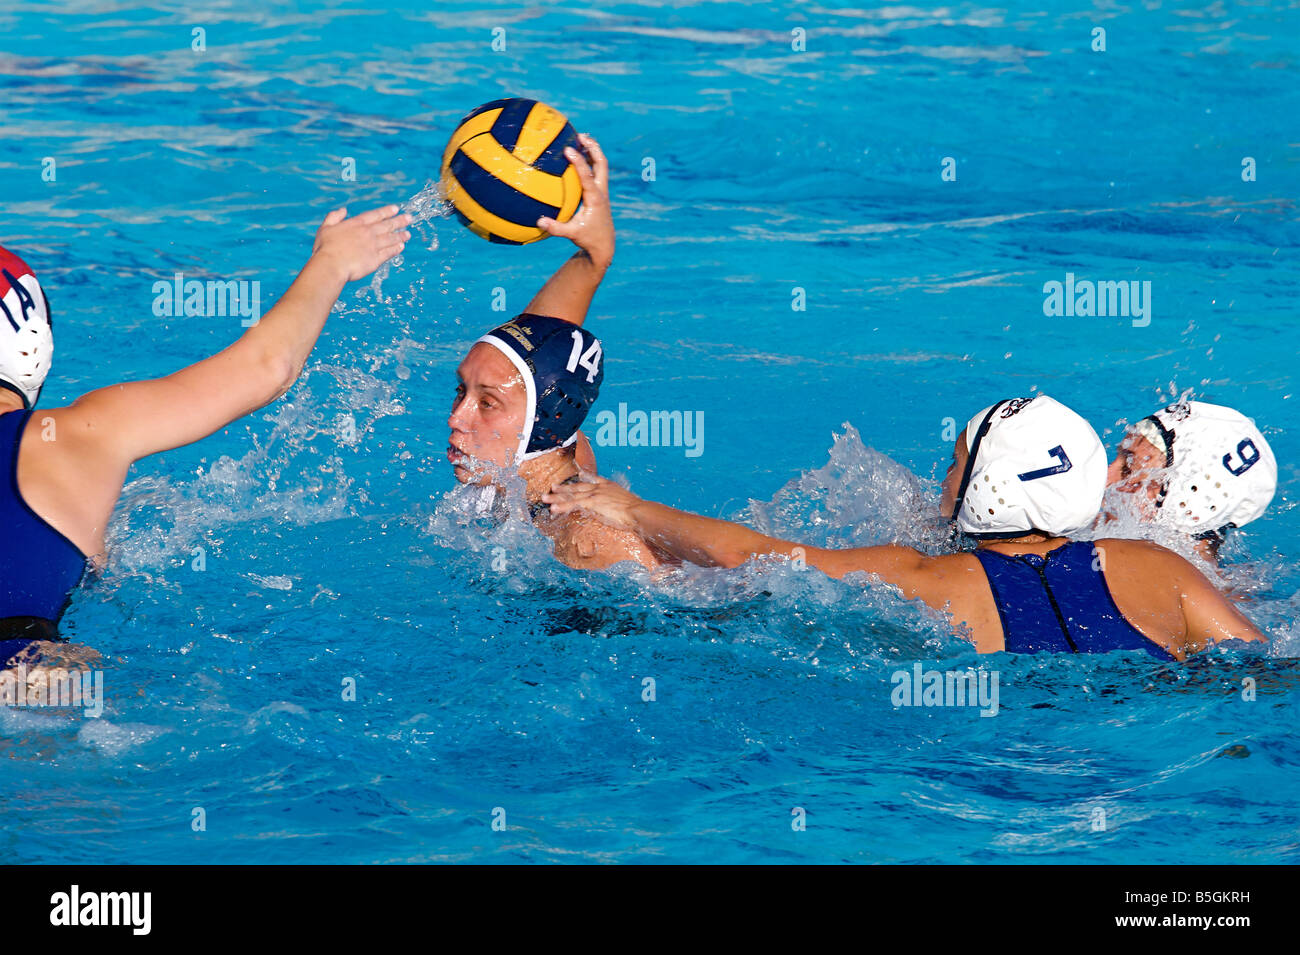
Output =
[
  {"x1": 523, "y1": 134, "x2": 614, "y2": 326},
  {"x1": 59, "y1": 205, "x2": 410, "y2": 467},
  {"x1": 542, "y1": 476, "x2": 925, "y2": 582}
]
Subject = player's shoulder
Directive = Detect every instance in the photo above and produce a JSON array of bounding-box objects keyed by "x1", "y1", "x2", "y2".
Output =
[
  {"x1": 918, "y1": 548, "x2": 984, "y2": 574},
  {"x1": 547, "y1": 510, "x2": 658, "y2": 570},
  {"x1": 1093, "y1": 536, "x2": 1185, "y2": 563},
  {"x1": 14, "y1": 402, "x2": 110, "y2": 461},
  {"x1": 1093, "y1": 537, "x2": 1198, "y2": 581}
]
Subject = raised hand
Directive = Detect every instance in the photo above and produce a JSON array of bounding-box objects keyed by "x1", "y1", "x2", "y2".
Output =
[
  {"x1": 536, "y1": 133, "x2": 614, "y2": 269},
  {"x1": 312, "y1": 205, "x2": 413, "y2": 283}
]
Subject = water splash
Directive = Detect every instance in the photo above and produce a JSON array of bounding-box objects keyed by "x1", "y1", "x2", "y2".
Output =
[
  {"x1": 364, "y1": 179, "x2": 454, "y2": 301},
  {"x1": 102, "y1": 361, "x2": 405, "y2": 584},
  {"x1": 738, "y1": 422, "x2": 953, "y2": 553}
]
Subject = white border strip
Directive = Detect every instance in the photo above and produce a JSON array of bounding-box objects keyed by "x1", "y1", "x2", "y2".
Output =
[{"x1": 475, "y1": 334, "x2": 537, "y2": 465}]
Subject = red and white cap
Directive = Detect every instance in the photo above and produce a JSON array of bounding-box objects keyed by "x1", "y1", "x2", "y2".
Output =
[{"x1": 0, "y1": 246, "x2": 53, "y2": 409}]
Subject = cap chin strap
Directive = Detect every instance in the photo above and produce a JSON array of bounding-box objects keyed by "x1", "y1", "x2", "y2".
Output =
[
  {"x1": 474, "y1": 484, "x2": 499, "y2": 516},
  {"x1": 0, "y1": 378, "x2": 32, "y2": 410},
  {"x1": 1193, "y1": 524, "x2": 1229, "y2": 544},
  {"x1": 964, "y1": 526, "x2": 1054, "y2": 541},
  {"x1": 950, "y1": 399, "x2": 1008, "y2": 523}
]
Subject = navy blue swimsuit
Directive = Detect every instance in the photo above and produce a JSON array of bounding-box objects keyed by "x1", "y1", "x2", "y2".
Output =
[
  {"x1": 0, "y1": 409, "x2": 88, "y2": 663},
  {"x1": 973, "y1": 540, "x2": 1176, "y2": 661}
]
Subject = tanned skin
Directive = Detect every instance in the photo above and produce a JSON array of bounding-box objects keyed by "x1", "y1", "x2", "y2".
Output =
[
  {"x1": 5, "y1": 205, "x2": 412, "y2": 564},
  {"x1": 543, "y1": 429, "x2": 1268, "y2": 658},
  {"x1": 445, "y1": 133, "x2": 667, "y2": 572}
]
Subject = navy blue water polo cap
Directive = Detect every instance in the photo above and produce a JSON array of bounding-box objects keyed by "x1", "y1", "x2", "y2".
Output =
[{"x1": 474, "y1": 313, "x2": 604, "y2": 463}]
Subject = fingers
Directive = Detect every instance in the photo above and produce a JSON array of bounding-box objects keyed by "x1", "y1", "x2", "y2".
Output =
[
  {"x1": 323, "y1": 207, "x2": 348, "y2": 227},
  {"x1": 355, "y1": 203, "x2": 402, "y2": 226},
  {"x1": 577, "y1": 133, "x2": 607, "y2": 189},
  {"x1": 542, "y1": 490, "x2": 591, "y2": 516},
  {"x1": 541, "y1": 481, "x2": 596, "y2": 508},
  {"x1": 565, "y1": 144, "x2": 598, "y2": 195},
  {"x1": 376, "y1": 235, "x2": 409, "y2": 259},
  {"x1": 372, "y1": 210, "x2": 412, "y2": 258},
  {"x1": 543, "y1": 480, "x2": 594, "y2": 500},
  {"x1": 536, "y1": 214, "x2": 577, "y2": 238},
  {"x1": 383, "y1": 214, "x2": 413, "y2": 236},
  {"x1": 372, "y1": 212, "x2": 412, "y2": 262}
]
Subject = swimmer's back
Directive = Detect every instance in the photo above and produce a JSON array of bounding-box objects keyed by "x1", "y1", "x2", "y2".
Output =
[
  {"x1": 849, "y1": 538, "x2": 1263, "y2": 660},
  {"x1": 1087, "y1": 538, "x2": 1263, "y2": 657},
  {"x1": 0, "y1": 410, "x2": 89, "y2": 627}
]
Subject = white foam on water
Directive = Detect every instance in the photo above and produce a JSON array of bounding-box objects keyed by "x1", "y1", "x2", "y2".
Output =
[
  {"x1": 78, "y1": 719, "x2": 168, "y2": 756},
  {"x1": 102, "y1": 362, "x2": 405, "y2": 582}
]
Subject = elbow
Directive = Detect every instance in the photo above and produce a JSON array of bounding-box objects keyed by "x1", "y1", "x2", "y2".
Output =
[
  {"x1": 716, "y1": 549, "x2": 750, "y2": 570},
  {"x1": 258, "y1": 352, "x2": 298, "y2": 406}
]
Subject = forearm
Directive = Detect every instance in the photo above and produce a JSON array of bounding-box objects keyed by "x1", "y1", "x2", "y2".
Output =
[
  {"x1": 628, "y1": 499, "x2": 795, "y2": 568},
  {"x1": 236, "y1": 251, "x2": 349, "y2": 390},
  {"x1": 623, "y1": 498, "x2": 917, "y2": 585},
  {"x1": 524, "y1": 250, "x2": 610, "y2": 326}
]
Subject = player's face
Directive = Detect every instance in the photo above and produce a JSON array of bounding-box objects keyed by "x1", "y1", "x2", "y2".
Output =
[
  {"x1": 1106, "y1": 432, "x2": 1166, "y2": 517},
  {"x1": 447, "y1": 344, "x2": 528, "y2": 484},
  {"x1": 940, "y1": 431, "x2": 969, "y2": 518}
]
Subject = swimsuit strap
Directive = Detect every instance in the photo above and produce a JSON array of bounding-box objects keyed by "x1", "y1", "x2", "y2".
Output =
[{"x1": 0, "y1": 410, "x2": 89, "y2": 626}]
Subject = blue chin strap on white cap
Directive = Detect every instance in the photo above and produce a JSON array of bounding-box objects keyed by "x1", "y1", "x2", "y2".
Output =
[
  {"x1": 1134, "y1": 400, "x2": 1277, "y2": 536},
  {"x1": 950, "y1": 395, "x2": 1108, "y2": 538},
  {"x1": 0, "y1": 246, "x2": 53, "y2": 410}
]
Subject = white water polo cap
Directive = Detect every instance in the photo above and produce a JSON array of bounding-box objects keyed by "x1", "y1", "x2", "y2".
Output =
[
  {"x1": 0, "y1": 246, "x2": 54, "y2": 409},
  {"x1": 951, "y1": 395, "x2": 1107, "y2": 538},
  {"x1": 1134, "y1": 401, "x2": 1277, "y2": 533}
]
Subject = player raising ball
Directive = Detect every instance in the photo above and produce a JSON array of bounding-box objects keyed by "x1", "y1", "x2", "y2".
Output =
[{"x1": 437, "y1": 98, "x2": 666, "y2": 569}]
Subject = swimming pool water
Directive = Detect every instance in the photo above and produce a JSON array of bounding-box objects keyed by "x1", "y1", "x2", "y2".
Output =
[{"x1": 3, "y1": 0, "x2": 1299, "y2": 863}]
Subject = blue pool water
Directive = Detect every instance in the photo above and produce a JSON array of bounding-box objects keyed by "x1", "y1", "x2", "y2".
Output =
[{"x1": 4, "y1": 0, "x2": 1299, "y2": 863}]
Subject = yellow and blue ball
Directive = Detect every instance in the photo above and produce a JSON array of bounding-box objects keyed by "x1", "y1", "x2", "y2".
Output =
[{"x1": 440, "y1": 98, "x2": 583, "y2": 245}]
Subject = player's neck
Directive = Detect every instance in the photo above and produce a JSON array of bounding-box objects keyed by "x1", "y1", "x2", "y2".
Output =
[
  {"x1": 978, "y1": 532, "x2": 1070, "y2": 554},
  {"x1": 519, "y1": 451, "x2": 578, "y2": 504}
]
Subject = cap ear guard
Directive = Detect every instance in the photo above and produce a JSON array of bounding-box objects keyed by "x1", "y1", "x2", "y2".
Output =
[
  {"x1": 531, "y1": 377, "x2": 595, "y2": 453},
  {"x1": 950, "y1": 399, "x2": 1007, "y2": 522},
  {"x1": 1147, "y1": 401, "x2": 1277, "y2": 533}
]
